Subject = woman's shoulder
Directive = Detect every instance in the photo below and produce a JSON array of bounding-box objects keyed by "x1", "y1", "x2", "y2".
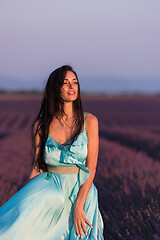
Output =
[
  {"x1": 84, "y1": 112, "x2": 98, "y2": 121},
  {"x1": 84, "y1": 112, "x2": 98, "y2": 131},
  {"x1": 33, "y1": 120, "x2": 41, "y2": 133}
]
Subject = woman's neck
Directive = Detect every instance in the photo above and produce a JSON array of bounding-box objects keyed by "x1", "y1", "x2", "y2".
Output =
[{"x1": 63, "y1": 102, "x2": 75, "y2": 119}]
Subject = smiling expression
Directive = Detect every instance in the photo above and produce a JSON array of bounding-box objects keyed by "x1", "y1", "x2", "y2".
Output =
[{"x1": 60, "y1": 71, "x2": 79, "y2": 102}]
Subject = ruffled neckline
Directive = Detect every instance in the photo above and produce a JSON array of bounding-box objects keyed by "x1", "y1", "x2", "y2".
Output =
[{"x1": 46, "y1": 128, "x2": 88, "y2": 148}]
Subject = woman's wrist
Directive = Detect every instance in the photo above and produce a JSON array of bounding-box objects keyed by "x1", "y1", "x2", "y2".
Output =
[{"x1": 74, "y1": 200, "x2": 84, "y2": 210}]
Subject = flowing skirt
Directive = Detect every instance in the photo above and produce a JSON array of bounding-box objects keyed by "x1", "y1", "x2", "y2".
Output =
[{"x1": 0, "y1": 171, "x2": 104, "y2": 240}]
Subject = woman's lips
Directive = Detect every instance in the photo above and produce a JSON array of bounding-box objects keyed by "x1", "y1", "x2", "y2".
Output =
[{"x1": 68, "y1": 91, "x2": 75, "y2": 95}]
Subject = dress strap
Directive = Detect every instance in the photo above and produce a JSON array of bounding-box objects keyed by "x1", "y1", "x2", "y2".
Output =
[{"x1": 84, "y1": 112, "x2": 87, "y2": 129}]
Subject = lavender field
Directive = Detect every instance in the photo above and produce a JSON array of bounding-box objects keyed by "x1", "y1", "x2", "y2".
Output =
[{"x1": 0, "y1": 95, "x2": 160, "y2": 240}]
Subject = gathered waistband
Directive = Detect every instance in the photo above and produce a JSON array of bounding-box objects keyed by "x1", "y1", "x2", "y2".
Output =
[{"x1": 47, "y1": 165, "x2": 80, "y2": 174}]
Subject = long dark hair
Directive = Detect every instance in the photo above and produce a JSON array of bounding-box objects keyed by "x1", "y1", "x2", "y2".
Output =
[{"x1": 30, "y1": 65, "x2": 84, "y2": 172}]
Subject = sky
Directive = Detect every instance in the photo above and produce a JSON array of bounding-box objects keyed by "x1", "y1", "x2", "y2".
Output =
[{"x1": 0, "y1": 0, "x2": 160, "y2": 93}]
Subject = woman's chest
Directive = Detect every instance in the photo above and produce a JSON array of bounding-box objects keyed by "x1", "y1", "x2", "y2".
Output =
[{"x1": 45, "y1": 130, "x2": 88, "y2": 166}]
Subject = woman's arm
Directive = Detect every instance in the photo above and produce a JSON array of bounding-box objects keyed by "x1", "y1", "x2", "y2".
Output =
[
  {"x1": 29, "y1": 121, "x2": 43, "y2": 180},
  {"x1": 29, "y1": 166, "x2": 42, "y2": 180},
  {"x1": 73, "y1": 113, "x2": 99, "y2": 238}
]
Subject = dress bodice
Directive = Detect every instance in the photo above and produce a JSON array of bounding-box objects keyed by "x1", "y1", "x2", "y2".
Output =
[
  {"x1": 45, "y1": 112, "x2": 88, "y2": 167},
  {"x1": 44, "y1": 112, "x2": 91, "y2": 204}
]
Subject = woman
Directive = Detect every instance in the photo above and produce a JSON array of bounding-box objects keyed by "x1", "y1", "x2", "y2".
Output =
[{"x1": 0, "y1": 65, "x2": 104, "y2": 239}]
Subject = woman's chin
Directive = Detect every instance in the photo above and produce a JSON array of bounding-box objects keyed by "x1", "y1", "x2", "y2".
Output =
[
  {"x1": 63, "y1": 95, "x2": 78, "y2": 102},
  {"x1": 68, "y1": 97, "x2": 77, "y2": 102}
]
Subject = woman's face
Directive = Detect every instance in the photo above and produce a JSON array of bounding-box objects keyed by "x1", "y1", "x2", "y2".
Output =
[{"x1": 60, "y1": 71, "x2": 79, "y2": 102}]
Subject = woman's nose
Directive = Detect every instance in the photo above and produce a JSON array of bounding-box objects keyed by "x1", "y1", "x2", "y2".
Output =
[{"x1": 68, "y1": 82, "x2": 73, "y2": 88}]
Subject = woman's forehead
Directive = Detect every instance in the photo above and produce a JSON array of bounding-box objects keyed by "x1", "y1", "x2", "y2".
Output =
[{"x1": 64, "y1": 71, "x2": 77, "y2": 80}]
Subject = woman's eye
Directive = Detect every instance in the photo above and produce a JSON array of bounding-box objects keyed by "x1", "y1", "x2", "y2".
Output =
[{"x1": 74, "y1": 82, "x2": 78, "y2": 84}]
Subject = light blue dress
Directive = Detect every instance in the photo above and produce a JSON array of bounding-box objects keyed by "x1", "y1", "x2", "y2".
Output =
[{"x1": 0, "y1": 112, "x2": 104, "y2": 239}]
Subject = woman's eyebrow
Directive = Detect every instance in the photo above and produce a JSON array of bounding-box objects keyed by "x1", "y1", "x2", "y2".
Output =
[{"x1": 64, "y1": 78, "x2": 78, "y2": 80}]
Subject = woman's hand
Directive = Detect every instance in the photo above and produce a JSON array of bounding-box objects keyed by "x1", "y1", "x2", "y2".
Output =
[{"x1": 73, "y1": 203, "x2": 93, "y2": 238}]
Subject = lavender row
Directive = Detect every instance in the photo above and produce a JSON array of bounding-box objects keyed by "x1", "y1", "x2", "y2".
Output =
[
  {"x1": 94, "y1": 137, "x2": 160, "y2": 239},
  {"x1": 99, "y1": 124, "x2": 160, "y2": 161},
  {"x1": 0, "y1": 129, "x2": 33, "y2": 206}
]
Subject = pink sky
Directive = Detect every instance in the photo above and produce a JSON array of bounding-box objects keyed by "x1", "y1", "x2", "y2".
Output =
[{"x1": 0, "y1": 0, "x2": 160, "y2": 93}]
